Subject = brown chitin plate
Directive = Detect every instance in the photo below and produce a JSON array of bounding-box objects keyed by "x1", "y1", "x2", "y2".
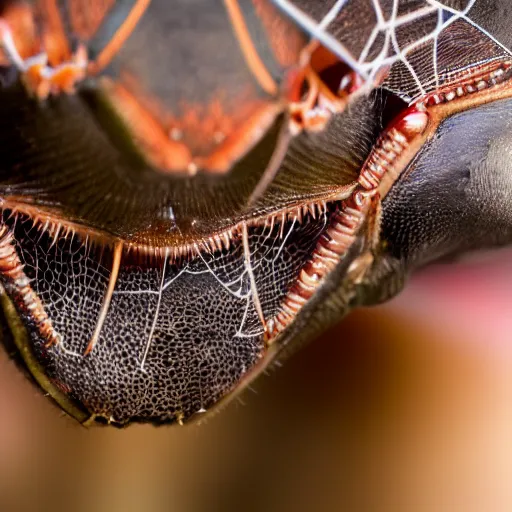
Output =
[{"x1": 0, "y1": 0, "x2": 512, "y2": 426}]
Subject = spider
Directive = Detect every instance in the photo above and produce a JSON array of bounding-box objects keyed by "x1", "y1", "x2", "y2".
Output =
[{"x1": 0, "y1": 0, "x2": 511, "y2": 426}]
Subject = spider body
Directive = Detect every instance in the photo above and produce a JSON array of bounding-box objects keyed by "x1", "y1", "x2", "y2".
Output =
[{"x1": 0, "y1": 0, "x2": 511, "y2": 425}]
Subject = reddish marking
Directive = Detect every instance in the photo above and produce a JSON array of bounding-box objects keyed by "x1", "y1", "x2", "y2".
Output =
[
  {"x1": 103, "y1": 77, "x2": 282, "y2": 175},
  {"x1": 101, "y1": 79, "x2": 192, "y2": 172},
  {"x1": 120, "y1": 70, "x2": 278, "y2": 156}
]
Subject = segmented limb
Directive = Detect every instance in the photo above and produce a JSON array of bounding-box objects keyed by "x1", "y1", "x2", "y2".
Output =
[
  {"x1": 266, "y1": 108, "x2": 430, "y2": 339},
  {"x1": 0, "y1": 223, "x2": 60, "y2": 347}
]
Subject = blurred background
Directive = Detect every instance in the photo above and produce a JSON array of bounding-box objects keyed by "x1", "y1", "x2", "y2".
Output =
[{"x1": 1, "y1": 249, "x2": 512, "y2": 512}]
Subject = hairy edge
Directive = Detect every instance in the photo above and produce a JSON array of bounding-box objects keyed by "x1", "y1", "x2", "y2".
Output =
[
  {"x1": 266, "y1": 108, "x2": 430, "y2": 338},
  {"x1": 0, "y1": 183, "x2": 354, "y2": 259}
]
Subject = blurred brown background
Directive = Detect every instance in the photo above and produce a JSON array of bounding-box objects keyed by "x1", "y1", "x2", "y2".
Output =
[{"x1": 2, "y1": 250, "x2": 512, "y2": 512}]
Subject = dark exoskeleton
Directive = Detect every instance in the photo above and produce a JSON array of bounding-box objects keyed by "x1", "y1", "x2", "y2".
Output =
[{"x1": 0, "y1": 0, "x2": 511, "y2": 426}]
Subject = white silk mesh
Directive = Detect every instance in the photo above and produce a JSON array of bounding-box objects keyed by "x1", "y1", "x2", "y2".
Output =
[{"x1": 272, "y1": 0, "x2": 512, "y2": 99}]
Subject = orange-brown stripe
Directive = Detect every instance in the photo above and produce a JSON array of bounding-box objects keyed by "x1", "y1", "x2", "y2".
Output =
[
  {"x1": 224, "y1": 0, "x2": 278, "y2": 96},
  {"x1": 88, "y1": 0, "x2": 150, "y2": 74}
]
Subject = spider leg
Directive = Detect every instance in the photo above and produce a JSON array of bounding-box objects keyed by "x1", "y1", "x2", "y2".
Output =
[
  {"x1": 0, "y1": 19, "x2": 87, "y2": 99},
  {"x1": 0, "y1": 222, "x2": 60, "y2": 348}
]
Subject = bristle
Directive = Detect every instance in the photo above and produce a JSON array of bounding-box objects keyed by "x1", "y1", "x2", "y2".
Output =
[{"x1": 1, "y1": 194, "x2": 341, "y2": 274}]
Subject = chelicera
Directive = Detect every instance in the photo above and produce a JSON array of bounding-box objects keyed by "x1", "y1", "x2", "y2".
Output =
[{"x1": 0, "y1": 0, "x2": 511, "y2": 426}]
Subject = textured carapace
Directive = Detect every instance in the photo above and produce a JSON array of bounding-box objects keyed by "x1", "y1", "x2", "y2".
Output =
[{"x1": 1, "y1": 0, "x2": 512, "y2": 426}]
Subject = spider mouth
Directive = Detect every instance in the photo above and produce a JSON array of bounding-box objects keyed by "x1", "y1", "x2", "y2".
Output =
[{"x1": 3, "y1": 56, "x2": 512, "y2": 426}]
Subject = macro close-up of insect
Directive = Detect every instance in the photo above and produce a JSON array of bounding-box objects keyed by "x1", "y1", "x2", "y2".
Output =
[{"x1": 0, "y1": 0, "x2": 512, "y2": 431}]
